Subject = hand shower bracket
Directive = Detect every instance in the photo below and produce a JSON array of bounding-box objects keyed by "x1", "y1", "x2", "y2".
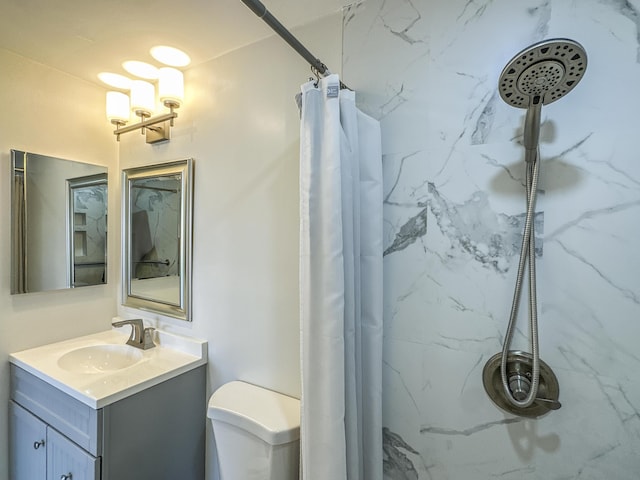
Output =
[{"x1": 523, "y1": 103, "x2": 542, "y2": 162}]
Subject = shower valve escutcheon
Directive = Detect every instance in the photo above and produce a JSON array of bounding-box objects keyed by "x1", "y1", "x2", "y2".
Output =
[{"x1": 483, "y1": 351, "x2": 561, "y2": 417}]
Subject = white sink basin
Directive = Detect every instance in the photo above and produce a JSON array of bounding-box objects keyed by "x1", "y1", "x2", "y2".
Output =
[
  {"x1": 57, "y1": 344, "x2": 144, "y2": 374},
  {"x1": 9, "y1": 326, "x2": 207, "y2": 408}
]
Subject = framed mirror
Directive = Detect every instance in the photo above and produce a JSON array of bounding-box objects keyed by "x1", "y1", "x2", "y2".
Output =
[
  {"x1": 68, "y1": 174, "x2": 108, "y2": 288},
  {"x1": 122, "y1": 159, "x2": 193, "y2": 321},
  {"x1": 11, "y1": 150, "x2": 108, "y2": 294}
]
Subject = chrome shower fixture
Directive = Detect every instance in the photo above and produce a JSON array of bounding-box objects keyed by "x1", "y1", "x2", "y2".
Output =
[
  {"x1": 498, "y1": 38, "x2": 587, "y2": 108},
  {"x1": 499, "y1": 39, "x2": 587, "y2": 164},
  {"x1": 483, "y1": 38, "x2": 587, "y2": 418}
]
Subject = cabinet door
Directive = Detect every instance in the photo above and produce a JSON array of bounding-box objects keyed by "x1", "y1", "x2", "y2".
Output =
[
  {"x1": 47, "y1": 427, "x2": 101, "y2": 480},
  {"x1": 10, "y1": 401, "x2": 47, "y2": 480}
]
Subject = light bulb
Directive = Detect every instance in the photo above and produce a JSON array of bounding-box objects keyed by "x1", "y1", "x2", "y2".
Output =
[
  {"x1": 158, "y1": 67, "x2": 184, "y2": 108},
  {"x1": 130, "y1": 80, "x2": 155, "y2": 117},
  {"x1": 106, "y1": 91, "x2": 130, "y2": 125}
]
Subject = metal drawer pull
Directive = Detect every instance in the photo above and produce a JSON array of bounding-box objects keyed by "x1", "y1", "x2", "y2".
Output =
[
  {"x1": 60, "y1": 474, "x2": 72, "y2": 480},
  {"x1": 33, "y1": 440, "x2": 45, "y2": 449}
]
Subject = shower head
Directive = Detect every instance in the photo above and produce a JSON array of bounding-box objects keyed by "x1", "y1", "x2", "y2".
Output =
[
  {"x1": 499, "y1": 38, "x2": 587, "y2": 108},
  {"x1": 499, "y1": 38, "x2": 587, "y2": 160}
]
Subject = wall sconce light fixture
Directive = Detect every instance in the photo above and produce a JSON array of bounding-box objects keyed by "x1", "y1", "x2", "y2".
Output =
[{"x1": 101, "y1": 46, "x2": 189, "y2": 144}]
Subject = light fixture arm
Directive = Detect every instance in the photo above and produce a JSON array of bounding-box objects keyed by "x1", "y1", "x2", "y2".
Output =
[{"x1": 113, "y1": 108, "x2": 178, "y2": 144}]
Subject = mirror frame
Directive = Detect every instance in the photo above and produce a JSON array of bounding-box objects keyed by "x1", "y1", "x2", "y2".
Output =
[{"x1": 122, "y1": 159, "x2": 193, "y2": 321}]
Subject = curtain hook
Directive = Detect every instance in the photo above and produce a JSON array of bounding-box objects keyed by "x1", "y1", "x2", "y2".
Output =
[{"x1": 310, "y1": 65, "x2": 320, "y2": 87}]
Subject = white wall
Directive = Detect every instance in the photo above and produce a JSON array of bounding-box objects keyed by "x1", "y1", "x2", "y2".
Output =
[
  {"x1": 343, "y1": 0, "x2": 640, "y2": 478},
  {"x1": 0, "y1": 48, "x2": 118, "y2": 479},
  {"x1": 117, "y1": 13, "x2": 342, "y2": 480}
]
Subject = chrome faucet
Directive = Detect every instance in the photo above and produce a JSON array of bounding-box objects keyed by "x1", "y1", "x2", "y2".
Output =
[{"x1": 112, "y1": 319, "x2": 156, "y2": 350}]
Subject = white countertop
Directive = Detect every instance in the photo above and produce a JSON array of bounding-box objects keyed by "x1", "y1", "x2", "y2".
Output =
[{"x1": 9, "y1": 328, "x2": 207, "y2": 409}]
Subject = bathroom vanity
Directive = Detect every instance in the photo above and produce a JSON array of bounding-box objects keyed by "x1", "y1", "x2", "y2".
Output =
[{"x1": 9, "y1": 328, "x2": 207, "y2": 480}]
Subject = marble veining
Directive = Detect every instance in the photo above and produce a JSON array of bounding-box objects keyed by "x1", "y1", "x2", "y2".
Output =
[
  {"x1": 380, "y1": 0, "x2": 424, "y2": 45},
  {"x1": 553, "y1": 238, "x2": 639, "y2": 304},
  {"x1": 604, "y1": 0, "x2": 640, "y2": 61},
  {"x1": 383, "y1": 206, "x2": 428, "y2": 256},
  {"x1": 380, "y1": 83, "x2": 409, "y2": 119},
  {"x1": 383, "y1": 427, "x2": 420, "y2": 480},
  {"x1": 385, "y1": 181, "x2": 544, "y2": 273},
  {"x1": 527, "y1": 1, "x2": 551, "y2": 39},
  {"x1": 420, "y1": 417, "x2": 523, "y2": 436},
  {"x1": 471, "y1": 92, "x2": 496, "y2": 145}
]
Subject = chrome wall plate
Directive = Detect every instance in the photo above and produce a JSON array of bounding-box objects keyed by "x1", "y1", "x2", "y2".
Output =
[
  {"x1": 482, "y1": 351, "x2": 560, "y2": 418},
  {"x1": 146, "y1": 120, "x2": 171, "y2": 144}
]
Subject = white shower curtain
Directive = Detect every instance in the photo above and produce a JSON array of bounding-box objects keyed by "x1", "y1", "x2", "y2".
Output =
[{"x1": 299, "y1": 74, "x2": 383, "y2": 480}]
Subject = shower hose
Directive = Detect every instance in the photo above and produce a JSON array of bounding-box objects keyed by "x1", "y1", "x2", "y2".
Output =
[{"x1": 500, "y1": 147, "x2": 541, "y2": 408}]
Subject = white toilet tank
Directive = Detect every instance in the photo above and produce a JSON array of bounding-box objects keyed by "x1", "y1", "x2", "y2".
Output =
[{"x1": 207, "y1": 381, "x2": 300, "y2": 480}]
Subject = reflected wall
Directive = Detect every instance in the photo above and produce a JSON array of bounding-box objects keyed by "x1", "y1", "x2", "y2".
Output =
[{"x1": 11, "y1": 150, "x2": 107, "y2": 294}]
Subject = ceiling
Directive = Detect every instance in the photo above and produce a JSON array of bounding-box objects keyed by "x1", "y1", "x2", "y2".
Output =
[{"x1": 0, "y1": 0, "x2": 347, "y2": 87}]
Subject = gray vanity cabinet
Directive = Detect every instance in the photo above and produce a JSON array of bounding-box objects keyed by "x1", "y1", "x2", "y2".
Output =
[
  {"x1": 10, "y1": 364, "x2": 206, "y2": 480},
  {"x1": 9, "y1": 401, "x2": 99, "y2": 479}
]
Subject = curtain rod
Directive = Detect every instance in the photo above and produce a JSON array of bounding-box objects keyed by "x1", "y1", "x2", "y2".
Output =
[{"x1": 240, "y1": 0, "x2": 349, "y2": 88}]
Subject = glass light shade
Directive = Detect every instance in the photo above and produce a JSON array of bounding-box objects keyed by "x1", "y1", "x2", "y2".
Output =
[
  {"x1": 150, "y1": 46, "x2": 191, "y2": 67},
  {"x1": 130, "y1": 80, "x2": 155, "y2": 116},
  {"x1": 106, "y1": 91, "x2": 130, "y2": 124},
  {"x1": 98, "y1": 72, "x2": 132, "y2": 89},
  {"x1": 158, "y1": 67, "x2": 184, "y2": 107},
  {"x1": 123, "y1": 60, "x2": 159, "y2": 80}
]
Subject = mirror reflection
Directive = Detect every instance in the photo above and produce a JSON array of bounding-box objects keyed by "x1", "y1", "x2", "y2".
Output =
[
  {"x1": 123, "y1": 159, "x2": 192, "y2": 321},
  {"x1": 11, "y1": 150, "x2": 108, "y2": 294},
  {"x1": 68, "y1": 174, "x2": 108, "y2": 287},
  {"x1": 130, "y1": 175, "x2": 181, "y2": 304}
]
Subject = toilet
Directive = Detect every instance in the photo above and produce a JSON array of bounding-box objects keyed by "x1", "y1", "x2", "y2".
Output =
[{"x1": 207, "y1": 381, "x2": 301, "y2": 480}]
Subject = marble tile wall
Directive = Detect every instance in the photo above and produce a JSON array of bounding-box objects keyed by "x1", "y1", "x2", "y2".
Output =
[
  {"x1": 130, "y1": 177, "x2": 181, "y2": 277},
  {"x1": 343, "y1": 0, "x2": 640, "y2": 478},
  {"x1": 72, "y1": 183, "x2": 107, "y2": 286}
]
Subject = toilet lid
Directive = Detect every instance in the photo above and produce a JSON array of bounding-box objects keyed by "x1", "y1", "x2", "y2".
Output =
[{"x1": 207, "y1": 381, "x2": 300, "y2": 445}]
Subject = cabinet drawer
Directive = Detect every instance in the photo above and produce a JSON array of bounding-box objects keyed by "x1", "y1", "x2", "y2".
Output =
[{"x1": 11, "y1": 365, "x2": 102, "y2": 456}]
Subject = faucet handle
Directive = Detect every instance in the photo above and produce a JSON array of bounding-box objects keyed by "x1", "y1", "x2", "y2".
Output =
[
  {"x1": 142, "y1": 327, "x2": 156, "y2": 350},
  {"x1": 112, "y1": 319, "x2": 155, "y2": 349},
  {"x1": 112, "y1": 318, "x2": 143, "y2": 331}
]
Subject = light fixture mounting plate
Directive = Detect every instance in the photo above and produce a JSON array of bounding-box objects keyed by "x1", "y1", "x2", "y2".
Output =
[{"x1": 146, "y1": 121, "x2": 171, "y2": 144}]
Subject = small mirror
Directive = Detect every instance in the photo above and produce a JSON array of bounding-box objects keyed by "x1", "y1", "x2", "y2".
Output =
[
  {"x1": 68, "y1": 174, "x2": 108, "y2": 288},
  {"x1": 11, "y1": 150, "x2": 108, "y2": 294},
  {"x1": 122, "y1": 159, "x2": 193, "y2": 321}
]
